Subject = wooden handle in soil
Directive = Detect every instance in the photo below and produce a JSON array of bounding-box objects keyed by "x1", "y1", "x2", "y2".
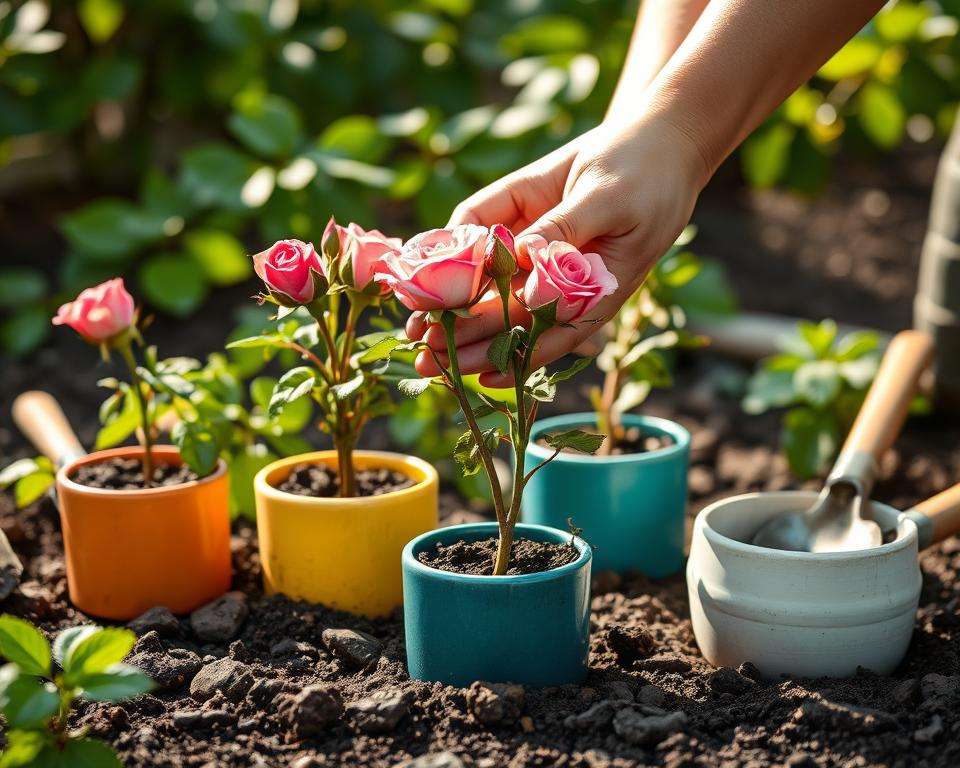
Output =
[
  {"x1": 12, "y1": 391, "x2": 85, "y2": 468},
  {"x1": 912, "y1": 483, "x2": 960, "y2": 548},
  {"x1": 841, "y1": 330, "x2": 934, "y2": 462}
]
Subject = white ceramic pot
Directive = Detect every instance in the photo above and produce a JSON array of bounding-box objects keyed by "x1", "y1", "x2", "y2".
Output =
[{"x1": 687, "y1": 491, "x2": 920, "y2": 679}]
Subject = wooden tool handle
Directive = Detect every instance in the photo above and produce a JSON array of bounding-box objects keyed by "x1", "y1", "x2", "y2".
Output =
[
  {"x1": 12, "y1": 391, "x2": 85, "y2": 467},
  {"x1": 913, "y1": 484, "x2": 960, "y2": 547},
  {"x1": 841, "y1": 330, "x2": 934, "y2": 462}
]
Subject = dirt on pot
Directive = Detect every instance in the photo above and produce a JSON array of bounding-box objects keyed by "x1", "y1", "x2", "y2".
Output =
[
  {"x1": 416, "y1": 536, "x2": 580, "y2": 576},
  {"x1": 274, "y1": 464, "x2": 414, "y2": 498},
  {"x1": 70, "y1": 457, "x2": 200, "y2": 490}
]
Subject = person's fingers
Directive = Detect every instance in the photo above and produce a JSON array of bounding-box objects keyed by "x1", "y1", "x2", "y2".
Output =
[
  {"x1": 421, "y1": 278, "x2": 530, "y2": 350},
  {"x1": 478, "y1": 326, "x2": 588, "y2": 387},
  {"x1": 405, "y1": 311, "x2": 430, "y2": 341},
  {"x1": 517, "y1": 185, "x2": 615, "y2": 251}
]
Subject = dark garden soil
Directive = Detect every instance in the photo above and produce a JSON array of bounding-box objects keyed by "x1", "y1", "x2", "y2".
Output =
[
  {"x1": 1, "y1": 147, "x2": 959, "y2": 766},
  {"x1": 71, "y1": 457, "x2": 200, "y2": 490},
  {"x1": 416, "y1": 537, "x2": 579, "y2": 576},
  {"x1": 275, "y1": 465, "x2": 414, "y2": 499}
]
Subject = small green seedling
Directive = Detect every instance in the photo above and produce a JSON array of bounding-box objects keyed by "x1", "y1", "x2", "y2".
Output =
[{"x1": 0, "y1": 616, "x2": 152, "y2": 767}]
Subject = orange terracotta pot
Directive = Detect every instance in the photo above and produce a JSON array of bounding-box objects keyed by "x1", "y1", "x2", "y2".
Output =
[{"x1": 55, "y1": 445, "x2": 231, "y2": 620}]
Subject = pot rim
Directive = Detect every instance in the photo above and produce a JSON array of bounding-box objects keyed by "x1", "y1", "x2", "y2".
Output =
[
  {"x1": 255, "y1": 449, "x2": 438, "y2": 507},
  {"x1": 403, "y1": 521, "x2": 591, "y2": 585},
  {"x1": 56, "y1": 445, "x2": 227, "y2": 498},
  {"x1": 526, "y1": 412, "x2": 690, "y2": 465},
  {"x1": 696, "y1": 490, "x2": 918, "y2": 562}
]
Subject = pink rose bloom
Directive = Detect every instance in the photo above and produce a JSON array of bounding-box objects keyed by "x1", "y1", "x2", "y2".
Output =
[
  {"x1": 253, "y1": 239, "x2": 324, "y2": 305},
  {"x1": 337, "y1": 222, "x2": 402, "y2": 295},
  {"x1": 522, "y1": 237, "x2": 618, "y2": 323},
  {"x1": 376, "y1": 224, "x2": 489, "y2": 311},
  {"x1": 52, "y1": 277, "x2": 135, "y2": 342}
]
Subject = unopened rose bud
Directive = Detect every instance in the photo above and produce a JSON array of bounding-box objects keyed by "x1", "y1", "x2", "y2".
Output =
[
  {"x1": 484, "y1": 224, "x2": 518, "y2": 282},
  {"x1": 321, "y1": 216, "x2": 341, "y2": 270}
]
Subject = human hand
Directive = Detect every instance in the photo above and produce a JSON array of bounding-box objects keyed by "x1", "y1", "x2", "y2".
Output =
[{"x1": 406, "y1": 115, "x2": 709, "y2": 386}]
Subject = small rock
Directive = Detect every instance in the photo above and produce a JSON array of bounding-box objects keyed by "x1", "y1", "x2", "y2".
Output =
[
  {"x1": 791, "y1": 698, "x2": 895, "y2": 733},
  {"x1": 126, "y1": 632, "x2": 201, "y2": 692},
  {"x1": 466, "y1": 681, "x2": 525, "y2": 726},
  {"x1": 172, "y1": 710, "x2": 202, "y2": 728},
  {"x1": 639, "y1": 654, "x2": 691, "y2": 675},
  {"x1": 603, "y1": 681, "x2": 633, "y2": 702},
  {"x1": 393, "y1": 753, "x2": 465, "y2": 768},
  {"x1": 564, "y1": 700, "x2": 615, "y2": 731},
  {"x1": 636, "y1": 684, "x2": 666, "y2": 708},
  {"x1": 247, "y1": 678, "x2": 285, "y2": 708},
  {"x1": 189, "y1": 658, "x2": 254, "y2": 702},
  {"x1": 200, "y1": 709, "x2": 233, "y2": 726},
  {"x1": 914, "y1": 714, "x2": 943, "y2": 743},
  {"x1": 891, "y1": 678, "x2": 918, "y2": 706},
  {"x1": 613, "y1": 709, "x2": 687, "y2": 746},
  {"x1": 348, "y1": 690, "x2": 412, "y2": 734},
  {"x1": 271, "y1": 639, "x2": 318, "y2": 659},
  {"x1": 708, "y1": 666, "x2": 753, "y2": 695},
  {"x1": 128, "y1": 607, "x2": 180, "y2": 638},
  {"x1": 606, "y1": 626, "x2": 655, "y2": 666},
  {"x1": 321, "y1": 628, "x2": 382, "y2": 669},
  {"x1": 279, "y1": 685, "x2": 343, "y2": 738},
  {"x1": 190, "y1": 592, "x2": 249, "y2": 643}
]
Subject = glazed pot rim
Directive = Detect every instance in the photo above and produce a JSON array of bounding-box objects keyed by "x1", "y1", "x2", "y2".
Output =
[
  {"x1": 527, "y1": 412, "x2": 690, "y2": 464},
  {"x1": 403, "y1": 521, "x2": 592, "y2": 585},
  {"x1": 696, "y1": 490, "x2": 918, "y2": 562},
  {"x1": 255, "y1": 450, "x2": 438, "y2": 507},
  {"x1": 56, "y1": 445, "x2": 227, "y2": 498}
]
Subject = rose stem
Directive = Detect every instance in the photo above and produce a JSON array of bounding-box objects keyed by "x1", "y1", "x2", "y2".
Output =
[{"x1": 118, "y1": 342, "x2": 154, "y2": 487}]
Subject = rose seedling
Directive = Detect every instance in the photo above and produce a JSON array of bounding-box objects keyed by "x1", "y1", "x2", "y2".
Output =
[
  {"x1": 380, "y1": 225, "x2": 617, "y2": 574},
  {"x1": 228, "y1": 222, "x2": 409, "y2": 497},
  {"x1": 0, "y1": 615, "x2": 152, "y2": 767}
]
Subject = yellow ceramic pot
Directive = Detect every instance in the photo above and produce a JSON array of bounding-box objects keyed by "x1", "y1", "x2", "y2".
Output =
[{"x1": 254, "y1": 450, "x2": 438, "y2": 617}]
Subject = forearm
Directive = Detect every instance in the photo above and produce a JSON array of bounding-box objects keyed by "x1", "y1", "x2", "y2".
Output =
[
  {"x1": 640, "y1": 0, "x2": 886, "y2": 186},
  {"x1": 607, "y1": 0, "x2": 710, "y2": 123}
]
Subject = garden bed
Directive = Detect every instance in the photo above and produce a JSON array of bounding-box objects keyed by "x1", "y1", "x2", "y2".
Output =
[{"x1": 2, "y1": 154, "x2": 959, "y2": 767}]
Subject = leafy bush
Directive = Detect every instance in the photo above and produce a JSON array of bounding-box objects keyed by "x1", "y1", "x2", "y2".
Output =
[{"x1": 0, "y1": 615, "x2": 152, "y2": 767}]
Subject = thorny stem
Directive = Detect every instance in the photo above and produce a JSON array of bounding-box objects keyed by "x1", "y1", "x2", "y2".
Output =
[
  {"x1": 597, "y1": 310, "x2": 651, "y2": 456},
  {"x1": 119, "y1": 342, "x2": 154, "y2": 487}
]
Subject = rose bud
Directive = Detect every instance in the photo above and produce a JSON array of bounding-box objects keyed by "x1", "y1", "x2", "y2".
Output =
[
  {"x1": 484, "y1": 224, "x2": 518, "y2": 283},
  {"x1": 334, "y1": 222, "x2": 402, "y2": 296},
  {"x1": 52, "y1": 277, "x2": 135, "y2": 344},
  {"x1": 522, "y1": 239, "x2": 618, "y2": 324},
  {"x1": 252, "y1": 239, "x2": 326, "y2": 306},
  {"x1": 321, "y1": 217, "x2": 341, "y2": 272}
]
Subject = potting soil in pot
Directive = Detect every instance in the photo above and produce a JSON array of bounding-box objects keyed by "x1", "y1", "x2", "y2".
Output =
[
  {"x1": 274, "y1": 464, "x2": 414, "y2": 498},
  {"x1": 416, "y1": 536, "x2": 579, "y2": 575},
  {"x1": 71, "y1": 457, "x2": 199, "y2": 489},
  {"x1": 537, "y1": 427, "x2": 675, "y2": 457}
]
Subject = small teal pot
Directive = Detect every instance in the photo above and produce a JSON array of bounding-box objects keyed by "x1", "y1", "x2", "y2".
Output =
[
  {"x1": 402, "y1": 522, "x2": 591, "y2": 687},
  {"x1": 522, "y1": 413, "x2": 690, "y2": 577}
]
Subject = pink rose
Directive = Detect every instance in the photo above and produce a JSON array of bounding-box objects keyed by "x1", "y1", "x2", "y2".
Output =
[
  {"x1": 376, "y1": 224, "x2": 489, "y2": 312},
  {"x1": 252, "y1": 239, "x2": 324, "y2": 305},
  {"x1": 483, "y1": 224, "x2": 518, "y2": 281},
  {"x1": 337, "y1": 222, "x2": 402, "y2": 295},
  {"x1": 522, "y1": 237, "x2": 618, "y2": 323},
  {"x1": 52, "y1": 277, "x2": 135, "y2": 342}
]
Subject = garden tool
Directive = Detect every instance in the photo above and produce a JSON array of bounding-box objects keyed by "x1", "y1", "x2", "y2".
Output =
[
  {"x1": 752, "y1": 330, "x2": 934, "y2": 552},
  {"x1": 12, "y1": 390, "x2": 86, "y2": 469}
]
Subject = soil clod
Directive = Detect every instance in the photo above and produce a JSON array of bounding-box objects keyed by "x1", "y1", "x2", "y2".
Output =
[
  {"x1": 190, "y1": 591, "x2": 249, "y2": 643},
  {"x1": 348, "y1": 690, "x2": 412, "y2": 734},
  {"x1": 278, "y1": 685, "x2": 343, "y2": 738},
  {"x1": 189, "y1": 658, "x2": 254, "y2": 702},
  {"x1": 467, "y1": 681, "x2": 525, "y2": 726},
  {"x1": 126, "y1": 631, "x2": 201, "y2": 693},
  {"x1": 275, "y1": 463, "x2": 414, "y2": 498},
  {"x1": 612, "y1": 708, "x2": 688, "y2": 746},
  {"x1": 128, "y1": 606, "x2": 181, "y2": 638},
  {"x1": 321, "y1": 627, "x2": 382, "y2": 669}
]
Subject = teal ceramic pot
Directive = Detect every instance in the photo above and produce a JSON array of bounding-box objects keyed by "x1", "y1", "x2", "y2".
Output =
[
  {"x1": 402, "y1": 522, "x2": 591, "y2": 686},
  {"x1": 522, "y1": 413, "x2": 690, "y2": 577}
]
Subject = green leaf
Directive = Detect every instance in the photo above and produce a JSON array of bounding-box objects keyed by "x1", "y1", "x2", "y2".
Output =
[
  {"x1": 228, "y1": 94, "x2": 303, "y2": 160},
  {"x1": 139, "y1": 253, "x2": 208, "y2": 317},
  {"x1": 78, "y1": 0, "x2": 124, "y2": 43},
  {"x1": 453, "y1": 428, "x2": 500, "y2": 476},
  {"x1": 398, "y1": 378, "x2": 432, "y2": 397},
  {"x1": 525, "y1": 368, "x2": 556, "y2": 403},
  {"x1": 858, "y1": 82, "x2": 906, "y2": 150},
  {"x1": 839, "y1": 355, "x2": 879, "y2": 389},
  {"x1": 94, "y1": 387, "x2": 139, "y2": 450},
  {"x1": 250, "y1": 377, "x2": 276, "y2": 411},
  {"x1": 782, "y1": 407, "x2": 839, "y2": 480},
  {"x1": 14, "y1": 473, "x2": 54, "y2": 508},
  {"x1": 742, "y1": 122, "x2": 794, "y2": 188},
  {"x1": 331, "y1": 373, "x2": 364, "y2": 400},
  {"x1": 0, "y1": 730, "x2": 49, "y2": 768},
  {"x1": 798, "y1": 320, "x2": 838, "y2": 358},
  {"x1": 835, "y1": 330, "x2": 880, "y2": 361},
  {"x1": 228, "y1": 444, "x2": 276, "y2": 520},
  {"x1": 137, "y1": 366, "x2": 193, "y2": 399},
  {"x1": 743, "y1": 369, "x2": 797, "y2": 414},
  {"x1": 355, "y1": 335, "x2": 402, "y2": 364},
  {"x1": 0, "y1": 306, "x2": 50, "y2": 357},
  {"x1": 226, "y1": 335, "x2": 284, "y2": 350},
  {"x1": 52, "y1": 627, "x2": 99, "y2": 669},
  {"x1": 268, "y1": 367, "x2": 315, "y2": 418},
  {"x1": 0, "y1": 616, "x2": 50, "y2": 677},
  {"x1": 60, "y1": 199, "x2": 166, "y2": 261},
  {"x1": 548, "y1": 355, "x2": 593, "y2": 384},
  {"x1": 486, "y1": 329, "x2": 523, "y2": 375},
  {"x1": 272, "y1": 394, "x2": 312, "y2": 433},
  {"x1": 543, "y1": 429, "x2": 605, "y2": 455},
  {"x1": 0, "y1": 269, "x2": 47, "y2": 309},
  {"x1": 179, "y1": 143, "x2": 255, "y2": 212},
  {"x1": 875, "y1": 2, "x2": 929, "y2": 42},
  {"x1": 501, "y1": 15, "x2": 589, "y2": 55},
  {"x1": 318, "y1": 116, "x2": 389, "y2": 164},
  {"x1": 818, "y1": 37, "x2": 882, "y2": 80},
  {"x1": 171, "y1": 421, "x2": 220, "y2": 477},
  {"x1": 58, "y1": 737, "x2": 124, "y2": 768},
  {"x1": 61, "y1": 628, "x2": 136, "y2": 684},
  {"x1": 613, "y1": 380, "x2": 652, "y2": 417},
  {"x1": 793, "y1": 360, "x2": 842, "y2": 408},
  {"x1": 657, "y1": 251, "x2": 701, "y2": 288},
  {"x1": 77, "y1": 663, "x2": 153, "y2": 701},
  {"x1": 416, "y1": 165, "x2": 471, "y2": 228},
  {"x1": 184, "y1": 230, "x2": 251, "y2": 286},
  {"x1": 0, "y1": 665, "x2": 59, "y2": 728},
  {"x1": 0, "y1": 459, "x2": 48, "y2": 489}
]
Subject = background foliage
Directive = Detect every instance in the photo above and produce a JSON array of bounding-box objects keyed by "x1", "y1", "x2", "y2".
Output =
[{"x1": 1, "y1": 0, "x2": 958, "y2": 356}]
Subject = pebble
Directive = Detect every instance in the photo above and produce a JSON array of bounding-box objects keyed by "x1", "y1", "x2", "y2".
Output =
[
  {"x1": 639, "y1": 654, "x2": 691, "y2": 675},
  {"x1": 708, "y1": 667, "x2": 754, "y2": 695},
  {"x1": 321, "y1": 627, "x2": 382, "y2": 668},
  {"x1": 605, "y1": 626, "x2": 656, "y2": 666},
  {"x1": 279, "y1": 685, "x2": 343, "y2": 738},
  {"x1": 172, "y1": 710, "x2": 202, "y2": 728},
  {"x1": 190, "y1": 592, "x2": 249, "y2": 643},
  {"x1": 271, "y1": 639, "x2": 319, "y2": 660},
  {"x1": 603, "y1": 681, "x2": 634, "y2": 702},
  {"x1": 247, "y1": 678, "x2": 286, "y2": 708},
  {"x1": 612, "y1": 709, "x2": 687, "y2": 746},
  {"x1": 348, "y1": 690, "x2": 412, "y2": 734},
  {"x1": 564, "y1": 700, "x2": 615, "y2": 731},
  {"x1": 914, "y1": 714, "x2": 943, "y2": 743},
  {"x1": 393, "y1": 753, "x2": 465, "y2": 768},
  {"x1": 466, "y1": 681, "x2": 525, "y2": 726},
  {"x1": 636, "y1": 684, "x2": 666, "y2": 708},
  {"x1": 189, "y1": 658, "x2": 254, "y2": 702},
  {"x1": 127, "y1": 606, "x2": 181, "y2": 638},
  {"x1": 126, "y1": 632, "x2": 201, "y2": 692},
  {"x1": 791, "y1": 698, "x2": 895, "y2": 733}
]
